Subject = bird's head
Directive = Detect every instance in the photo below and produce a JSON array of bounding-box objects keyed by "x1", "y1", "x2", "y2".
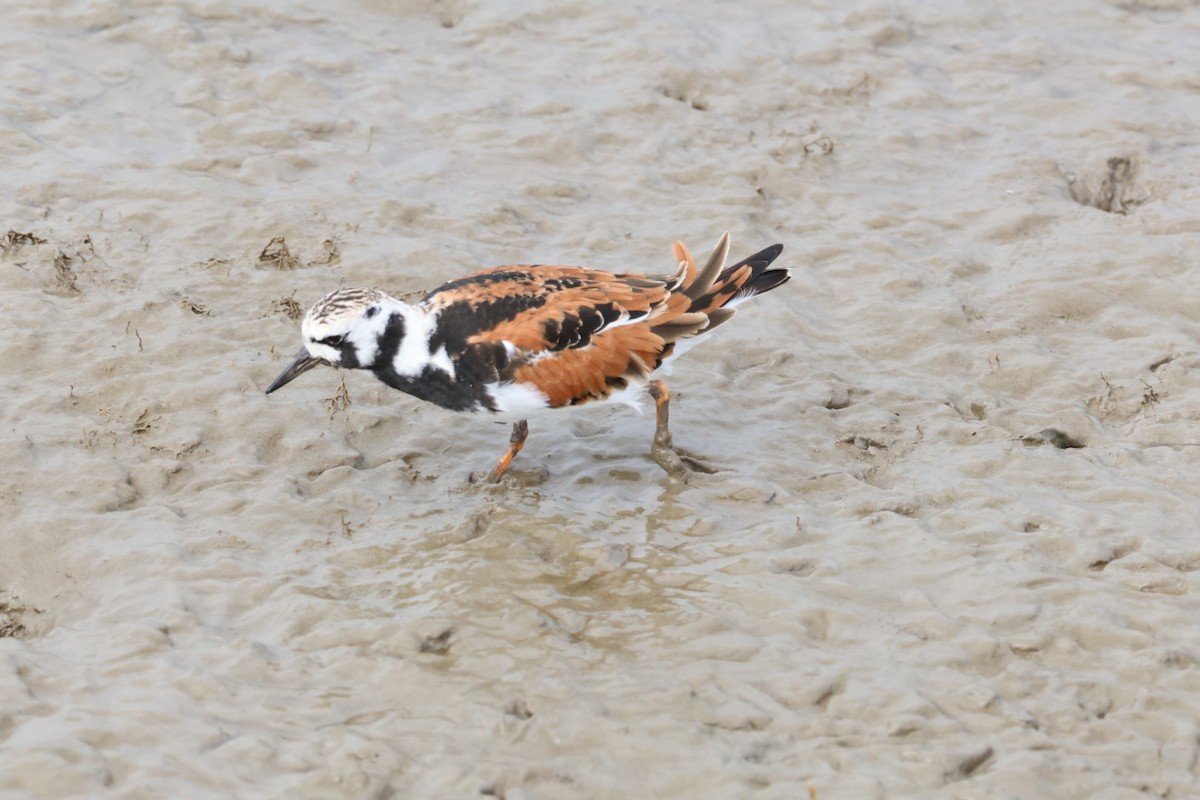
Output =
[{"x1": 266, "y1": 287, "x2": 391, "y2": 394}]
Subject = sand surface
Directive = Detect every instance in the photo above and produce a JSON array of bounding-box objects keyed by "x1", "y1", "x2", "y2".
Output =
[{"x1": 3, "y1": 0, "x2": 1200, "y2": 797}]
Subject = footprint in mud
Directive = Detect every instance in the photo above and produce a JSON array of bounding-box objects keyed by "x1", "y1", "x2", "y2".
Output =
[
  {"x1": 1021, "y1": 428, "x2": 1086, "y2": 449},
  {"x1": 1065, "y1": 156, "x2": 1146, "y2": 215},
  {"x1": 418, "y1": 626, "x2": 453, "y2": 655},
  {"x1": 0, "y1": 591, "x2": 34, "y2": 639}
]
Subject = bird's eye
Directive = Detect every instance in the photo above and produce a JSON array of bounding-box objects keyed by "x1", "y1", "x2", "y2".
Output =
[{"x1": 322, "y1": 334, "x2": 345, "y2": 347}]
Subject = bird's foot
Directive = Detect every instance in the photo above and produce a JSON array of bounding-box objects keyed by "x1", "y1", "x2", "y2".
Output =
[
  {"x1": 651, "y1": 433, "x2": 717, "y2": 482},
  {"x1": 468, "y1": 468, "x2": 505, "y2": 485},
  {"x1": 647, "y1": 380, "x2": 716, "y2": 481},
  {"x1": 468, "y1": 420, "x2": 534, "y2": 485},
  {"x1": 468, "y1": 465, "x2": 549, "y2": 486}
]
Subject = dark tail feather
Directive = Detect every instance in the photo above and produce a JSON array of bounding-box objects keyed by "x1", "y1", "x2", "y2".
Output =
[
  {"x1": 742, "y1": 267, "x2": 791, "y2": 297},
  {"x1": 725, "y1": 244, "x2": 789, "y2": 300},
  {"x1": 659, "y1": 240, "x2": 790, "y2": 342},
  {"x1": 723, "y1": 243, "x2": 783, "y2": 280}
]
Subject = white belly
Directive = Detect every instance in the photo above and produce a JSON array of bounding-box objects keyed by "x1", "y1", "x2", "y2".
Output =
[{"x1": 480, "y1": 376, "x2": 649, "y2": 421}]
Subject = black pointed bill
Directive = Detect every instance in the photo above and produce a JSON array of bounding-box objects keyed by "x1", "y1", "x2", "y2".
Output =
[{"x1": 266, "y1": 347, "x2": 324, "y2": 394}]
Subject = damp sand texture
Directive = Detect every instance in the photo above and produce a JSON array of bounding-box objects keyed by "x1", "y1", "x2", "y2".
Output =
[{"x1": 3, "y1": 1, "x2": 1200, "y2": 798}]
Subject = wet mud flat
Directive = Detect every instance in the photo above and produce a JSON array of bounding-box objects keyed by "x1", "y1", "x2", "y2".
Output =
[{"x1": 2, "y1": 0, "x2": 1200, "y2": 797}]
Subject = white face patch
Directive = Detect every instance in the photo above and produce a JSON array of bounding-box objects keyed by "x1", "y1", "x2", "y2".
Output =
[
  {"x1": 304, "y1": 340, "x2": 342, "y2": 363},
  {"x1": 301, "y1": 300, "x2": 389, "y2": 368}
]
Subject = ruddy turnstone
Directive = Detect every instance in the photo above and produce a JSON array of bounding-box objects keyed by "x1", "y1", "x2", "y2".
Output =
[{"x1": 266, "y1": 233, "x2": 789, "y2": 482}]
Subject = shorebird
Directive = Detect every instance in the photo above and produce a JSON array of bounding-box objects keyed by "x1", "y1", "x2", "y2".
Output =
[{"x1": 266, "y1": 233, "x2": 790, "y2": 482}]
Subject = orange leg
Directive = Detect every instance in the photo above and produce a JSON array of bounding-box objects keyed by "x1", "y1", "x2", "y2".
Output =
[
  {"x1": 485, "y1": 420, "x2": 529, "y2": 483},
  {"x1": 648, "y1": 380, "x2": 673, "y2": 449},
  {"x1": 648, "y1": 381, "x2": 714, "y2": 480}
]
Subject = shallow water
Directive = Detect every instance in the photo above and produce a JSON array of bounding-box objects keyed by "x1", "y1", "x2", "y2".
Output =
[{"x1": 3, "y1": 0, "x2": 1200, "y2": 797}]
